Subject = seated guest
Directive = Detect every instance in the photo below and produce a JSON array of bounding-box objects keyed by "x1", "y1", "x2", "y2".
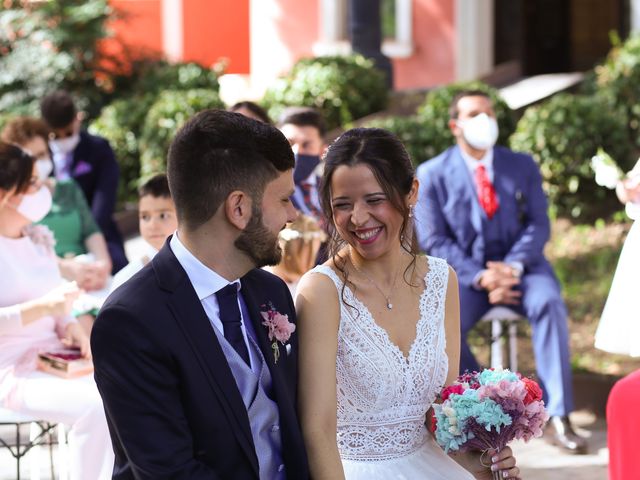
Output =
[
  {"x1": 229, "y1": 100, "x2": 272, "y2": 124},
  {"x1": 0, "y1": 141, "x2": 114, "y2": 480},
  {"x1": 278, "y1": 107, "x2": 326, "y2": 224},
  {"x1": 110, "y1": 174, "x2": 177, "y2": 292},
  {"x1": 2, "y1": 117, "x2": 111, "y2": 292},
  {"x1": 264, "y1": 214, "x2": 326, "y2": 296},
  {"x1": 40, "y1": 90, "x2": 127, "y2": 273}
]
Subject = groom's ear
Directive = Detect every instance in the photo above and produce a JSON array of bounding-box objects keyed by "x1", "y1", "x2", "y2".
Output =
[{"x1": 224, "y1": 190, "x2": 252, "y2": 230}]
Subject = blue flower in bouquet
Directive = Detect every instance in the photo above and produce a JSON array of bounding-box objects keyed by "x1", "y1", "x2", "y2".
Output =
[
  {"x1": 434, "y1": 388, "x2": 512, "y2": 453},
  {"x1": 478, "y1": 368, "x2": 519, "y2": 385}
]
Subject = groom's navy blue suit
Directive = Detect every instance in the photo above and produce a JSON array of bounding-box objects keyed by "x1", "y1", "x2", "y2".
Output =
[
  {"x1": 91, "y1": 238, "x2": 309, "y2": 479},
  {"x1": 415, "y1": 145, "x2": 574, "y2": 417}
]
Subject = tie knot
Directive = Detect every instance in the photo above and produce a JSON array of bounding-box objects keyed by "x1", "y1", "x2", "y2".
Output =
[
  {"x1": 476, "y1": 164, "x2": 486, "y2": 173},
  {"x1": 215, "y1": 283, "x2": 238, "y2": 301}
]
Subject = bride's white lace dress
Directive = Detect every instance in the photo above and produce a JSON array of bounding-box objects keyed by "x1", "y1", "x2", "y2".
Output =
[{"x1": 311, "y1": 256, "x2": 473, "y2": 479}]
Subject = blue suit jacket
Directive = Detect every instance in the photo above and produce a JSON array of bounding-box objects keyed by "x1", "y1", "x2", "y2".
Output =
[
  {"x1": 71, "y1": 130, "x2": 126, "y2": 269},
  {"x1": 415, "y1": 145, "x2": 553, "y2": 287},
  {"x1": 91, "y1": 239, "x2": 309, "y2": 479}
]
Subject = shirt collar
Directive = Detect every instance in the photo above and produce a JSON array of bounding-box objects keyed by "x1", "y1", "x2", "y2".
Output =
[
  {"x1": 170, "y1": 232, "x2": 240, "y2": 301},
  {"x1": 460, "y1": 146, "x2": 494, "y2": 173}
]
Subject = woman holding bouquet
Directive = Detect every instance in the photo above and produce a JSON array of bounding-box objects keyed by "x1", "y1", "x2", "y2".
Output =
[
  {"x1": 0, "y1": 142, "x2": 113, "y2": 479},
  {"x1": 296, "y1": 128, "x2": 521, "y2": 479}
]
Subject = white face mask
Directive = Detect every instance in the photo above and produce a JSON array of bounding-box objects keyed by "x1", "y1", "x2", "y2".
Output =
[
  {"x1": 14, "y1": 186, "x2": 53, "y2": 223},
  {"x1": 35, "y1": 158, "x2": 53, "y2": 181},
  {"x1": 49, "y1": 133, "x2": 80, "y2": 155},
  {"x1": 458, "y1": 113, "x2": 499, "y2": 151}
]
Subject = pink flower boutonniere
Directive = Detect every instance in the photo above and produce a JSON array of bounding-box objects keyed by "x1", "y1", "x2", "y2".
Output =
[{"x1": 260, "y1": 302, "x2": 296, "y2": 364}]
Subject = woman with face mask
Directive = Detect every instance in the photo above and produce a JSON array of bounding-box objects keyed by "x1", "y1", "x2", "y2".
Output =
[
  {"x1": 0, "y1": 141, "x2": 114, "y2": 479},
  {"x1": 2, "y1": 117, "x2": 112, "y2": 294}
]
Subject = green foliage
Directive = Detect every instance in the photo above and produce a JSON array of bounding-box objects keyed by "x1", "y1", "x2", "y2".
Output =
[
  {"x1": 263, "y1": 55, "x2": 388, "y2": 130},
  {"x1": 510, "y1": 93, "x2": 633, "y2": 222},
  {"x1": 0, "y1": 0, "x2": 118, "y2": 120},
  {"x1": 416, "y1": 81, "x2": 516, "y2": 160},
  {"x1": 592, "y1": 33, "x2": 640, "y2": 149},
  {"x1": 363, "y1": 115, "x2": 441, "y2": 165},
  {"x1": 90, "y1": 61, "x2": 221, "y2": 204},
  {"x1": 139, "y1": 89, "x2": 224, "y2": 179}
]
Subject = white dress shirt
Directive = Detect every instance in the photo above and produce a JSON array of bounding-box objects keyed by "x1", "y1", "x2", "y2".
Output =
[
  {"x1": 170, "y1": 233, "x2": 259, "y2": 373},
  {"x1": 460, "y1": 147, "x2": 494, "y2": 182}
]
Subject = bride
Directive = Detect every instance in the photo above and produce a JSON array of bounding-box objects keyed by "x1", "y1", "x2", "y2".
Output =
[{"x1": 296, "y1": 128, "x2": 521, "y2": 479}]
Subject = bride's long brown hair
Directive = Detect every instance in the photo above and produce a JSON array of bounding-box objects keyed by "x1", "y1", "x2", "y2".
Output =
[{"x1": 319, "y1": 128, "x2": 419, "y2": 306}]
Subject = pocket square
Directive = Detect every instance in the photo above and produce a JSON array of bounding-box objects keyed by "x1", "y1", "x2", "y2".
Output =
[
  {"x1": 286, "y1": 344, "x2": 292, "y2": 356},
  {"x1": 73, "y1": 160, "x2": 93, "y2": 176}
]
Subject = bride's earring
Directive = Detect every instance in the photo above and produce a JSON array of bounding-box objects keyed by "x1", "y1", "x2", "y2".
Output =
[{"x1": 408, "y1": 204, "x2": 414, "y2": 218}]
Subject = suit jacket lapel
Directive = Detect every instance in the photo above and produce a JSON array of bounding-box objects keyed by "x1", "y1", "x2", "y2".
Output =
[
  {"x1": 154, "y1": 245, "x2": 259, "y2": 476},
  {"x1": 450, "y1": 146, "x2": 483, "y2": 234}
]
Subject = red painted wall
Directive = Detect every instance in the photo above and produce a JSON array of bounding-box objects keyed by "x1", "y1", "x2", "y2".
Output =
[
  {"x1": 392, "y1": 0, "x2": 455, "y2": 90},
  {"x1": 105, "y1": 0, "x2": 163, "y2": 67},
  {"x1": 182, "y1": 0, "x2": 250, "y2": 73}
]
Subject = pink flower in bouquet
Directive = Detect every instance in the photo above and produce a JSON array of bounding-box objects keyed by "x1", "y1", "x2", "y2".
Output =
[
  {"x1": 522, "y1": 377, "x2": 543, "y2": 405},
  {"x1": 261, "y1": 304, "x2": 296, "y2": 343}
]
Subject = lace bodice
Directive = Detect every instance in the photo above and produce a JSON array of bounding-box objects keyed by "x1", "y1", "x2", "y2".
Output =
[{"x1": 310, "y1": 256, "x2": 450, "y2": 462}]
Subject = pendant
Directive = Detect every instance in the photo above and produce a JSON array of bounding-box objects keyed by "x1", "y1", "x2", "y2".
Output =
[{"x1": 387, "y1": 302, "x2": 393, "y2": 310}]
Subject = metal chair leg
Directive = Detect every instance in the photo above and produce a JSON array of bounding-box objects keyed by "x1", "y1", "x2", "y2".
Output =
[{"x1": 490, "y1": 318, "x2": 504, "y2": 368}]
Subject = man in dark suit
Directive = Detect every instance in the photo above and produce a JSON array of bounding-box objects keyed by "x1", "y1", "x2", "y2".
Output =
[
  {"x1": 40, "y1": 90, "x2": 127, "y2": 272},
  {"x1": 91, "y1": 110, "x2": 309, "y2": 479},
  {"x1": 415, "y1": 91, "x2": 586, "y2": 454}
]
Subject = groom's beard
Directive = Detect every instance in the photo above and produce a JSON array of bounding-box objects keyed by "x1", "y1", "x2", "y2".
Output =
[{"x1": 235, "y1": 207, "x2": 282, "y2": 268}]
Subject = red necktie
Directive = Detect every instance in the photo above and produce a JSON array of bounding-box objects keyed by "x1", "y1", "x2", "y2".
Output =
[{"x1": 474, "y1": 165, "x2": 499, "y2": 219}]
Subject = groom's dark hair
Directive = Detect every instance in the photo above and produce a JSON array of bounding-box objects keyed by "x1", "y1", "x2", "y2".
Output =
[{"x1": 167, "y1": 109, "x2": 294, "y2": 231}]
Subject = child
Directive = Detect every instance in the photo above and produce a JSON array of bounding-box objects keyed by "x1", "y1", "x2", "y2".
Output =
[{"x1": 109, "y1": 174, "x2": 177, "y2": 292}]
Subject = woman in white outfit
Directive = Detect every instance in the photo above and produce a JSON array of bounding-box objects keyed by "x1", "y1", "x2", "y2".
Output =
[
  {"x1": 296, "y1": 129, "x2": 521, "y2": 479},
  {"x1": 595, "y1": 159, "x2": 640, "y2": 356},
  {"x1": 0, "y1": 142, "x2": 114, "y2": 480}
]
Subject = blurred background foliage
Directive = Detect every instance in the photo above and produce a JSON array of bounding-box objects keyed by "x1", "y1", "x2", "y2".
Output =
[{"x1": 263, "y1": 55, "x2": 388, "y2": 131}]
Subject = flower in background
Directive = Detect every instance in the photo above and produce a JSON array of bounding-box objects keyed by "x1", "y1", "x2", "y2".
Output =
[{"x1": 591, "y1": 148, "x2": 623, "y2": 189}]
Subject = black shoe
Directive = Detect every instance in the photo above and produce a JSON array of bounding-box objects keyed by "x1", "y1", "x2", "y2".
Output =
[{"x1": 545, "y1": 415, "x2": 588, "y2": 454}]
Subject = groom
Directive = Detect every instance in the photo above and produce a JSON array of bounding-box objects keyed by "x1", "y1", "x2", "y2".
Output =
[{"x1": 91, "y1": 110, "x2": 309, "y2": 478}]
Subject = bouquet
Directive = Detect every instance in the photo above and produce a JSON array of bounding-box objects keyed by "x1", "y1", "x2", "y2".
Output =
[
  {"x1": 591, "y1": 148, "x2": 624, "y2": 189},
  {"x1": 433, "y1": 369, "x2": 549, "y2": 479}
]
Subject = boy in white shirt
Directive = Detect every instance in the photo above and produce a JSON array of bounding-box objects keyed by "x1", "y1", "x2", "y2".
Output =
[{"x1": 110, "y1": 174, "x2": 177, "y2": 292}]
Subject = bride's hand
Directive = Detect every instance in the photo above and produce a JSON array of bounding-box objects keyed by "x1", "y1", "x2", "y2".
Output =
[{"x1": 454, "y1": 446, "x2": 521, "y2": 479}]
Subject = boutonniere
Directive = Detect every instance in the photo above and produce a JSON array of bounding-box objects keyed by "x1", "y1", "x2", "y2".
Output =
[{"x1": 260, "y1": 302, "x2": 296, "y2": 364}]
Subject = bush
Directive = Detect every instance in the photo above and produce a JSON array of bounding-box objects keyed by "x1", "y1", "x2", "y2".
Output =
[
  {"x1": 0, "y1": 0, "x2": 120, "y2": 120},
  {"x1": 415, "y1": 81, "x2": 516, "y2": 160},
  {"x1": 509, "y1": 93, "x2": 632, "y2": 222},
  {"x1": 139, "y1": 89, "x2": 224, "y2": 178},
  {"x1": 263, "y1": 55, "x2": 388, "y2": 130},
  {"x1": 90, "y1": 61, "x2": 221, "y2": 204},
  {"x1": 592, "y1": 33, "x2": 640, "y2": 150},
  {"x1": 363, "y1": 115, "x2": 441, "y2": 165}
]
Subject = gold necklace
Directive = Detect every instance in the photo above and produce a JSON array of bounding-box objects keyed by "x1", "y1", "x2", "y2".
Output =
[{"x1": 349, "y1": 250, "x2": 400, "y2": 310}]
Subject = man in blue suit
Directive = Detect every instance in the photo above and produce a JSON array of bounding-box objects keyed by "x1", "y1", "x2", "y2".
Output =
[
  {"x1": 91, "y1": 110, "x2": 309, "y2": 478},
  {"x1": 41, "y1": 90, "x2": 127, "y2": 273},
  {"x1": 415, "y1": 91, "x2": 586, "y2": 454}
]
